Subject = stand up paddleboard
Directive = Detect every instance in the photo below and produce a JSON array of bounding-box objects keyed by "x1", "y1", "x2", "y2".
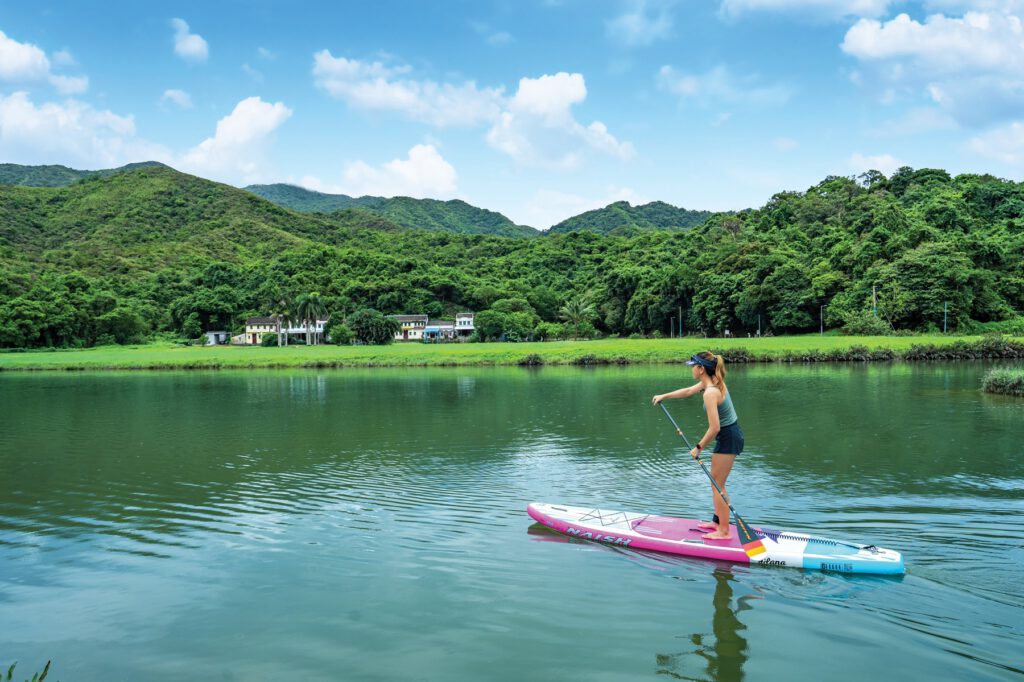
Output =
[{"x1": 528, "y1": 502, "x2": 905, "y2": 575}]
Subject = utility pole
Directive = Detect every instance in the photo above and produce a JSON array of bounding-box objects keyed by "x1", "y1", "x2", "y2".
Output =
[
  {"x1": 670, "y1": 316, "x2": 674, "y2": 338},
  {"x1": 679, "y1": 305, "x2": 682, "y2": 338},
  {"x1": 944, "y1": 302, "x2": 947, "y2": 333},
  {"x1": 757, "y1": 314, "x2": 761, "y2": 337},
  {"x1": 820, "y1": 304, "x2": 827, "y2": 336},
  {"x1": 873, "y1": 285, "x2": 877, "y2": 317}
]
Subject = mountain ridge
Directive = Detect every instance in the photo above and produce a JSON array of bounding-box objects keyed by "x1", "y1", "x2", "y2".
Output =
[
  {"x1": 245, "y1": 182, "x2": 539, "y2": 238},
  {"x1": 546, "y1": 199, "x2": 714, "y2": 235},
  {"x1": 0, "y1": 161, "x2": 170, "y2": 187},
  {"x1": 0, "y1": 162, "x2": 717, "y2": 236}
]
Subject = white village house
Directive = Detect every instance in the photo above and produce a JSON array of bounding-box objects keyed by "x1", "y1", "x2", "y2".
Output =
[
  {"x1": 391, "y1": 312, "x2": 474, "y2": 342},
  {"x1": 392, "y1": 315, "x2": 428, "y2": 342},
  {"x1": 203, "y1": 331, "x2": 231, "y2": 346},
  {"x1": 237, "y1": 316, "x2": 330, "y2": 345}
]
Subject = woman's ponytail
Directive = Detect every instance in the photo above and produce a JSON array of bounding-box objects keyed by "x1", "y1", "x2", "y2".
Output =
[{"x1": 697, "y1": 350, "x2": 727, "y2": 390}]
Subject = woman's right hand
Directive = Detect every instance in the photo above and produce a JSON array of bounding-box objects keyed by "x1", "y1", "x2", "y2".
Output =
[{"x1": 651, "y1": 394, "x2": 663, "y2": 405}]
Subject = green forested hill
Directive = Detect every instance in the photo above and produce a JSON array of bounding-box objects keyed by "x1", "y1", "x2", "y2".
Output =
[
  {"x1": 546, "y1": 200, "x2": 713, "y2": 235},
  {"x1": 0, "y1": 166, "x2": 397, "y2": 271},
  {"x1": 0, "y1": 165, "x2": 1021, "y2": 348},
  {"x1": 0, "y1": 161, "x2": 169, "y2": 187},
  {"x1": 246, "y1": 183, "x2": 539, "y2": 237}
]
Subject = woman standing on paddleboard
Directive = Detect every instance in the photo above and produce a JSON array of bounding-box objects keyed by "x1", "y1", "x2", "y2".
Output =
[{"x1": 652, "y1": 351, "x2": 744, "y2": 540}]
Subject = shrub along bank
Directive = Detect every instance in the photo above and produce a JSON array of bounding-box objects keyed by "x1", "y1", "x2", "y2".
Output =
[{"x1": 982, "y1": 367, "x2": 1024, "y2": 396}]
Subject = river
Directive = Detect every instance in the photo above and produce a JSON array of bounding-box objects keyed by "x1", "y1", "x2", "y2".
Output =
[{"x1": 1, "y1": 363, "x2": 1021, "y2": 680}]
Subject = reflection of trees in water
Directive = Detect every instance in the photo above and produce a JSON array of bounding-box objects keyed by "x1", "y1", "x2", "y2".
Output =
[{"x1": 656, "y1": 568, "x2": 754, "y2": 682}]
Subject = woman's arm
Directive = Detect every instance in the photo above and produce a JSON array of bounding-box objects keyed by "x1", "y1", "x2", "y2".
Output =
[{"x1": 652, "y1": 383, "x2": 702, "y2": 404}]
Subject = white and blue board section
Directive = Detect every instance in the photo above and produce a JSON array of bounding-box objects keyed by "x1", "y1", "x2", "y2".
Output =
[{"x1": 527, "y1": 502, "x2": 905, "y2": 575}]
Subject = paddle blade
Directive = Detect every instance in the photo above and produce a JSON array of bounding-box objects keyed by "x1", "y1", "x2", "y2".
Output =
[
  {"x1": 742, "y1": 539, "x2": 766, "y2": 557},
  {"x1": 734, "y1": 515, "x2": 765, "y2": 557}
]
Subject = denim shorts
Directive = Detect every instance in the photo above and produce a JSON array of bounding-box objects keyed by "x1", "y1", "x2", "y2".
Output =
[{"x1": 714, "y1": 422, "x2": 744, "y2": 456}]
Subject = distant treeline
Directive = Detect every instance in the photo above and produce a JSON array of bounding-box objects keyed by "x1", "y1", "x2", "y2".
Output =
[{"x1": 0, "y1": 165, "x2": 1021, "y2": 348}]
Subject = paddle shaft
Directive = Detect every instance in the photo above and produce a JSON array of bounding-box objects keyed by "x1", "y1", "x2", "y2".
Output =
[{"x1": 658, "y1": 402, "x2": 730, "y2": 498}]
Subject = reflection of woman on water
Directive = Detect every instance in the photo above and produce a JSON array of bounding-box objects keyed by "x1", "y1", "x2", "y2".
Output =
[
  {"x1": 656, "y1": 568, "x2": 753, "y2": 682},
  {"x1": 652, "y1": 352, "x2": 745, "y2": 540},
  {"x1": 705, "y1": 568, "x2": 749, "y2": 682}
]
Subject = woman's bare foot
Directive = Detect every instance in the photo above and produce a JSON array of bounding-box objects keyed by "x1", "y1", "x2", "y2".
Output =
[
  {"x1": 697, "y1": 521, "x2": 718, "y2": 530},
  {"x1": 702, "y1": 530, "x2": 732, "y2": 540}
]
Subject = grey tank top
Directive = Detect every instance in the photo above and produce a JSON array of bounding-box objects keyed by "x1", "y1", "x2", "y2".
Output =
[{"x1": 704, "y1": 389, "x2": 738, "y2": 427}]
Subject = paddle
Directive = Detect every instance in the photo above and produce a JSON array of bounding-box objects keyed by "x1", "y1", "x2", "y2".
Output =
[{"x1": 657, "y1": 401, "x2": 766, "y2": 558}]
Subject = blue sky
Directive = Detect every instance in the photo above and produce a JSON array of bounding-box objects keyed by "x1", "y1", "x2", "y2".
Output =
[{"x1": 1, "y1": 0, "x2": 1022, "y2": 228}]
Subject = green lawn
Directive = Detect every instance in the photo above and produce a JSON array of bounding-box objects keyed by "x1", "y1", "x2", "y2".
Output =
[{"x1": 0, "y1": 335, "x2": 992, "y2": 371}]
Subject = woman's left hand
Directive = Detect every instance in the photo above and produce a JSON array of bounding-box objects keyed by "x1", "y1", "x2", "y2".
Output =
[{"x1": 689, "y1": 447, "x2": 701, "y2": 460}]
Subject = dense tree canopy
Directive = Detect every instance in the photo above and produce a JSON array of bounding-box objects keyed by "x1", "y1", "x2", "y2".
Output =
[{"x1": 0, "y1": 165, "x2": 1021, "y2": 348}]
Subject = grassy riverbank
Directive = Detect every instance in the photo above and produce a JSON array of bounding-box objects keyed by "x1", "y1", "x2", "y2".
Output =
[{"x1": 1, "y1": 334, "x2": 1022, "y2": 371}]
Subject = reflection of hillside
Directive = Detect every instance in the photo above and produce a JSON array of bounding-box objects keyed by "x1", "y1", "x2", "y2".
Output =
[
  {"x1": 0, "y1": 368, "x2": 680, "y2": 555},
  {"x1": 656, "y1": 568, "x2": 754, "y2": 682},
  {"x1": 737, "y1": 362, "x2": 1021, "y2": 494},
  {"x1": 1, "y1": 361, "x2": 1015, "y2": 558}
]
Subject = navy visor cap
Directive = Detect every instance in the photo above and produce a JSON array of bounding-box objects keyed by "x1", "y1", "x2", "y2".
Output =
[{"x1": 686, "y1": 354, "x2": 717, "y2": 371}]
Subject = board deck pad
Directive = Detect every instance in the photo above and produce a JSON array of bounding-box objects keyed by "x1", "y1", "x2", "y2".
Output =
[{"x1": 528, "y1": 502, "x2": 905, "y2": 575}]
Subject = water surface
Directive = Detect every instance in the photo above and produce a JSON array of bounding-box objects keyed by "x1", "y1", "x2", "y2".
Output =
[{"x1": 1, "y1": 363, "x2": 1022, "y2": 680}]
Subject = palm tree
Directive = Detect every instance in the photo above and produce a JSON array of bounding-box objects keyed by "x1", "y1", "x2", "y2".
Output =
[
  {"x1": 295, "y1": 293, "x2": 328, "y2": 345},
  {"x1": 559, "y1": 291, "x2": 597, "y2": 340},
  {"x1": 270, "y1": 299, "x2": 290, "y2": 347}
]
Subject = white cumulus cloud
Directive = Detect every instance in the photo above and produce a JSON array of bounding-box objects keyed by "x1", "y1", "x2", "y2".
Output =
[
  {"x1": 658, "y1": 64, "x2": 794, "y2": 105},
  {"x1": 242, "y1": 63, "x2": 263, "y2": 82},
  {"x1": 968, "y1": 121, "x2": 1024, "y2": 164},
  {"x1": 486, "y1": 72, "x2": 634, "y2": 168},
  {"x1": 849, "y1": 152, "x2": 905, "y2": 175},
  {"x1": 313, "y1": 50, "x2": 502, "y2": 127},
  {"x1": 336, "y1": 144, "x2": 458, "y2": 198},
  {"x1": 0, "y1": 30, "x2": 87, "y2": 94},
  {"x1": 509, "y1": 71, "x2": 587, "y2": 120},
  {"x1": 48, "y1": 74, "x2": 88, "y2": 95},
  {"x1": 720, "y1": 0, "x2": 894, "y2": 19},
  {"x1": 313, "y1": 52, "x2": 634, "y2": 169},
  {"x1": 161, "y1": 89, "x2": 193, "y2": 109},
  {"x1": 773, "y1": 136, "x2": 799, "y2": 151},
  {"x1": 606, "y1": 0, "x2": 675, "y2": 46},
  {"x1": 487, "y1": 31, "x2": 514, "y2": 46},
  {"x1": 171, "y1": 18, "x2": 208, "y2": 63},
  {"x1": 0, "y1": 91, "x2": 168, "y2": 167},
  {"x1": 471, "y1": 22, "x2": 514, "y2": 46},
  {"x1": 867, "y1": 107, "x2": 958, "y2": 136},
  {"x1": 51, "y1": 49, "x2": 76, "y2": 68},
  {"x1": 0, "y1": 30, "x2": 50, "y2": 81},
  {"x1": 924, "y1": 0, "x2": 1024, "y2": 12},
  {"x1": 843, "y1": 10, "x2": 1024, "y2": 126},
  {"x1": 843, "y1": 12, "x2": 1024, "y2": 71},
  {"x1": 180, "y1": 96, "x2": 292, "y2": 183}
]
